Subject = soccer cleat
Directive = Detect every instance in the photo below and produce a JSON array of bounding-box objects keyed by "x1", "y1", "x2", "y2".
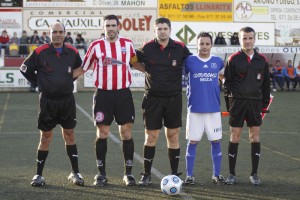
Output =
[
  {"x1": 185, "y1": 176, "x2": 195, "y2": 185},
  {"x1": 212, "y1": 175, "x2": 225, "y2": 184},
  {"x1": 138, "y1": 173, "x2": 151, "y2": 186},
  {"x1": 31, "y1": 175, "x2": 45, "y2": 186},
  {"x1": 250, "y1": 174, "x2": 261, "y2": 186},
  {"x1": 93, "y1": 174, "x2": 107, "y2": 187},
  {"x1": 225, "y1": 174, "x2": 236, "y2": 185},
  {"x1": 123, "y1": 174, "x2": 136, "y2": 186},
  {"x1": 68, "y1": 172, "x2": 84, "y2": 186}
]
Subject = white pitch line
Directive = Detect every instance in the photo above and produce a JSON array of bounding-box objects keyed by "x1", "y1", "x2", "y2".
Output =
[
  {"x1": 76, "y1": 103, "x2": 193, "y2": 199},
  {"x1": 0, "y1": 93, "x2": 10, "y2": 132}
]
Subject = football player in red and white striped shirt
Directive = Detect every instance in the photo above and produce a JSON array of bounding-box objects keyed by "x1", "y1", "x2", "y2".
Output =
[{"x1": 73, "y1": 14, "x2": 143, "y2": 187}]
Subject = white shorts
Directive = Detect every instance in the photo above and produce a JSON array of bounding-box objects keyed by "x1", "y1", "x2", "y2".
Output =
[{"x1": 186, "y1": 112, "x2": 222, "y2": 142}]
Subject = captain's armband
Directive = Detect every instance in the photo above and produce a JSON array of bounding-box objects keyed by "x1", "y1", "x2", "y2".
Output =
[{"x1": 130, "y1": 55, "x2": 138, "y2": 65}]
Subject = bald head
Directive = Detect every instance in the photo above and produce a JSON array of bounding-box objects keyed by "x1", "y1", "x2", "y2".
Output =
[
  {"x1": 50, "y1": 22, "x2": 66, "y2": 48},
  {"x1": 50, "y1": 22, "x2": 65, "y2": 33}
]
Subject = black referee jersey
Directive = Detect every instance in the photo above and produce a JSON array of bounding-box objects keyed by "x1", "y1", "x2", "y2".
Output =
[
  {"x1": 20, "y1": 43, "x2": 82, "y2": 98},
  {"x1": 224, "y1": 49, "x2": 270, "y2": 108},
  {"x1": 136, "y1": 38, "x2": 192, "y2": 97}
]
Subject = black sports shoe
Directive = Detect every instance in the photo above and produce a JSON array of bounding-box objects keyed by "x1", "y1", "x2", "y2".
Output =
[
  {"x1": 31, "y1": 175, "x2": 45, "y2": 186},
  {"x1": 138, "y1": 173, "x2": 151, "y2": 186},
  {"x1": 93, "y1": 174, "x2": 107, "y2": 187},
  {"x1": 212, "y1": 175, "x2": 225, "y2": 184},
  {"x1": 123, "y1": 174, "x2": 136, "y2": 186},
  {"x1": 68, "y1": 172, "x2": 84, "y2": 186}
]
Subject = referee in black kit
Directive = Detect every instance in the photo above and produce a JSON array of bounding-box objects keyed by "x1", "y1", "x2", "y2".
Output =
[{"x1": 20, "y1": 22, "x2": 84, "y2": 187}]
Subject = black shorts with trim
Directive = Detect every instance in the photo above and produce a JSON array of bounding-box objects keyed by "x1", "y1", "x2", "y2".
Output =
[
  {"x1": 142, "y1": 93, "x2": 182, "y2": 130},
  {"x1": 38, "y1": 93, "x2": 76, "y2": 131},
  {"x1": 93, "y1": 88, "x2": 135, "y2": 126},
  {"x1": 229, "y1": 98, "x2": 262, "y2": 127}
]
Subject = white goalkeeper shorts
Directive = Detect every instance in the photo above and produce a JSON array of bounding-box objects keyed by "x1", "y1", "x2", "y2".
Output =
[{"x1": 186, "y1": 112, "x2": 222, "y2": 142}]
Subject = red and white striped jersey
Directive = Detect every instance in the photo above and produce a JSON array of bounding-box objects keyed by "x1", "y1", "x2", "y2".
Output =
[{"x1": 82, "y1": 36, "x2": 136, "y2": 90}]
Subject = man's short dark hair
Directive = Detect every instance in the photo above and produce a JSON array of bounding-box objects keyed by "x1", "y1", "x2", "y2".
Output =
[
  {"x1": 103, "y1": 14, "x2": 120, "y2": 25},
  {"x1": 197, "y1": 32, "x2": 213, "y2": 44},
  {"x1": 155, "y1": 17, "x2": 171, "y2": 28},
  {"x1": 239, "y1": 26, "x2": 256, "y2": 37},
  {"x1": 67, "y1": 32, "x2": 71, "y2": 35}
]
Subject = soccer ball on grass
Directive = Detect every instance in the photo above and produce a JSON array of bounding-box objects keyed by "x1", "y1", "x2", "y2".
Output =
[{"x1": 160, "y1": 175, "x2": 183, "y2": 195}]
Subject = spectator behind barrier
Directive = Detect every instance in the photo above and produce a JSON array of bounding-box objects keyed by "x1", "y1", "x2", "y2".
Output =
[
  {"x1": 29, "y1": 30, "x2": 40, "y2": 54},
  {"x1": 39, "y1": 32, "x2": 50, "y2": 44},
  {"x1": 64, "y1": 32, "x2": 74, "y2": 45},
  {"x1": 75, "y1": 33, "x2": 87, "y2": 53},
  {"x1": 272, "y1": 60, "x2": 285, "y2": 92},
  {"x1": 9, "y1": 32, "x2": 20, "y2": 56},
  {"x1": 0, "y1": 29, "x2": 10, "y2": 55},
  {"x1": 282, "y1": 60, "x2": 298, "y2": 91},
  {"x1": 230, "y1": 32, "x2": 240, "y2": 45},
  {"x1": 19, "y1": 30, "x2": 30, "y2": 56},
  {"x1": 214, "y1": 32, "x2": 227, "y2": 45},
  {"x1": 296, "y1": 61, "x2": 300, "y2": 84}
]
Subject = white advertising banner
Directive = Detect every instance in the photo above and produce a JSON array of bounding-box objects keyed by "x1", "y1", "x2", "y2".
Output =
[
  {"x1": 23, "y1": 0, "x2": 157, "y2": 8},
  {"x1": 0, "y1": 9, "x2": 22, "y2": 36},
  {"x1": 211, "y1": 46, "x2": 300, "y2": 54},
  {"x1": 84, "y1": 69, "x2": 145, "y2": 88},
  {"x1": 234, "y1": 0, "x2": 300, "y2": 22},
  {"x1": 0, "y1": 70, "x2": 30, "y2": 87},
  {"x1": 275, "y1": 23, "x2": 300, "y2": 46},
  {"x1": 23, "y1": 9, "x2": 156, "y2": 48},
  {"x1": 171, "y1": 22, "x2": 275, "y2": 47}
]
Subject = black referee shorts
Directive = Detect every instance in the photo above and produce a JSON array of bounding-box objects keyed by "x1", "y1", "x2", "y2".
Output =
[
  {"x1": 229, "y1": 98, "x2": 262, "y2": 127},
  {"x1": 93, "y1": 88, "x2": 135, "y2": 126},
  {"x1": 142, "y1": 93, "x2": 182, "y2": 130},
  {"x1": 38, "y1": 94, "x2": 77, "y2": 131}
]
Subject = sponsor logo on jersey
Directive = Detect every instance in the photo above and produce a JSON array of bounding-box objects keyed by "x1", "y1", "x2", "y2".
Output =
[
  {"x1": 211, "y1": 63, "x2": 217, "y2": 69},
  {"x1": 193, "y1": 72, "x2": 218, "y2": 81},
  {"x1": 103, "y1": 57, "x2": 125, "y2": 66},
  {"x1": 121, "y1": 47, "x2": 126, "y2": 54}
]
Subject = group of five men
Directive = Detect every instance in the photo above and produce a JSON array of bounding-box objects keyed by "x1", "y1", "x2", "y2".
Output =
[{"x1": 20, "y1": 15, "x2": 270, "y2": 188}]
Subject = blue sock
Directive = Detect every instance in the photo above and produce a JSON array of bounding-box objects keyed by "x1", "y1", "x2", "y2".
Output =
[
  {"x1": 185, "y1": 142, "x2": 197, "y2": 177},
  {"x1": 211, "y1": 141, "x2": 222, "y2": 176}
]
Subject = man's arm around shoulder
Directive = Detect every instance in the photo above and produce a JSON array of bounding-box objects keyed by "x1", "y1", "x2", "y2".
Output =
[{"x1": 73, "y1": 66, "x2": 85, "y2": 79}]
